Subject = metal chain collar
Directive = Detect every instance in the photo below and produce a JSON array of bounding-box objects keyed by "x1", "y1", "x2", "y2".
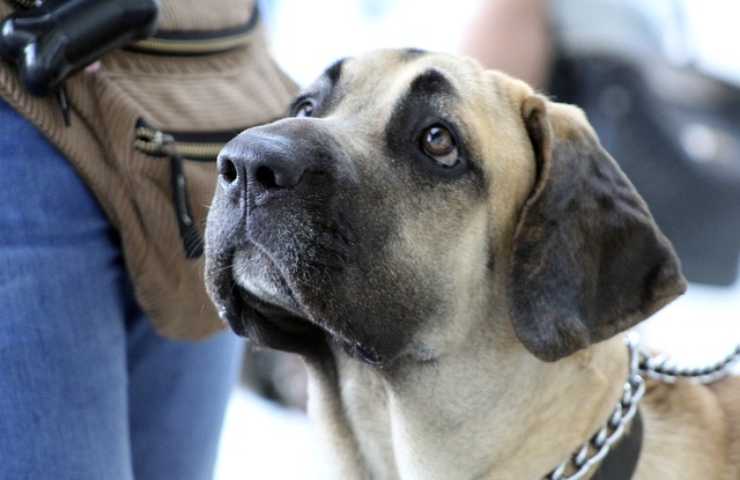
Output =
[{"x1": 544, "y1": 336, "x2": 740, "y2": 480}]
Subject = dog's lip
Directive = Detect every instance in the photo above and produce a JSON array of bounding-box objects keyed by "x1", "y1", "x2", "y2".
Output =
[
  {"x1": 237, "y1": 287, "x2": 313, "y2": 335},
  {"x1": 219, "y1": 285, "x2": 395, "y2": 369},
  {"x1": 215, "y1": 290, "x2": 248, "y2": 336},
  {"x1": 207, "y1": 247, "x2": 389, "y2": 365},
  {"x1": 225, "y1": 281, "x2": 386, "y2": 363},
  {"x1": 219, "y1": 280, "x2": 328, "y2": 354}
]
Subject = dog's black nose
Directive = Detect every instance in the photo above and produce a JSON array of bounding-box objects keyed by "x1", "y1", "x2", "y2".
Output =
[{"x1": 218, "y1": 140, "x2": 305, "y2": 195}]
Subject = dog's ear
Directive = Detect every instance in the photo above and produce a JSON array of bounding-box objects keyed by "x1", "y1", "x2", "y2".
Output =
[{"x1": 510, "y1": 96, "x2": 687, "y2": 362}]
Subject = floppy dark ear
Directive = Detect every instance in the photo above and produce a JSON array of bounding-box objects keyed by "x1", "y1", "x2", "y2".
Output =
[{"x1": 510, "y1": 96, "x2": 687, "y2": 362}]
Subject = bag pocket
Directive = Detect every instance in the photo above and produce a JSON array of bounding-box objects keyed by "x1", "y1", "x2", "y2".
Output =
[
  {"x1": 133, "y1": 119, "x2": 244, "y2": 258},
  {"x1": 69, "y1": 26, "x2": 296, "y2": 339}
]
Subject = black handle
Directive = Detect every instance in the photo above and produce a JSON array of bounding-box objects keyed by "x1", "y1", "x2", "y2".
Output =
[{"x1": 0, "y1": 0, "x2": 159, "y2": 96}]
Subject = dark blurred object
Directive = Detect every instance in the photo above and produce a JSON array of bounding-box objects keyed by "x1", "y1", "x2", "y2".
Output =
[
  {"x1": 0, "y1": 0, "x2": 158, "y2": 96},
  {"x1": 548, "y1": 1, "x2": 740, "y2": 286},
  {"x1": 242, "y1": 342, "x2": 308, "y2": 411}
]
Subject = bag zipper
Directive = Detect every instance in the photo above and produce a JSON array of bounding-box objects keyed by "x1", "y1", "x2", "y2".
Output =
[
  {"x1": 128, "y1": 6, "x2": 260, "y2": 56},
  {"x1": 135, "y1": 122, "x2": 242, "y2": 161},
  {"x1": 134, "y1": 120, "x2": 244, "y2": 259}
]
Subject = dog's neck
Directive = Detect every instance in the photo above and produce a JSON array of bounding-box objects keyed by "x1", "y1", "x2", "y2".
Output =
[{"x1": 304, "y1": 333, "x2": 628, "y2": 480}]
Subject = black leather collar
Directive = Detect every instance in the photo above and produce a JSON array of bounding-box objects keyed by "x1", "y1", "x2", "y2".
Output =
[{"x1": 591, "y1": 409, "x2": 644, "y2": 480}]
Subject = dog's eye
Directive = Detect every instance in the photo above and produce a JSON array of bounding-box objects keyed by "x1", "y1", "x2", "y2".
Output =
[
  {"x1": 294, "y1": 100, "x2": 315, "y2": 118},
  {"x1": 420, "y1": 125, "x2": 459, "y2": 168}
]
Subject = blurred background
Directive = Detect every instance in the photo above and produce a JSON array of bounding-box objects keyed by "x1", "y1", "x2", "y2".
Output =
[{"x1": 216, "y1": 0, "x2": 740, "y2": 478}]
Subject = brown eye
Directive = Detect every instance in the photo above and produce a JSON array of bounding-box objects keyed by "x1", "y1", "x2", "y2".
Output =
[
  {"x1": 421, "y1": 125, "x2": 459, "y2": 167},
  {"x1": 294, "y1": 101, "x2": 314, "y2": 118}
]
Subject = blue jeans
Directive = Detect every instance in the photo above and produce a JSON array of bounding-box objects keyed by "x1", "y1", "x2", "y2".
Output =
[{"x1": 0, "y1": 99, "x2": 241, "y2": 480}]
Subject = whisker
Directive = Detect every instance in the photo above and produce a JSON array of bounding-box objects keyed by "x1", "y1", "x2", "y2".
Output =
[{"x1": 209, "y1": 262, "x2": 235, "y2": 275}]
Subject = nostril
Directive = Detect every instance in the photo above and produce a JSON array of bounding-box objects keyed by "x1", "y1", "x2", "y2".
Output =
[
  {"x1": 255, "y1": 165, "x2": 279, "y2": 189},
  {"x1": 219, "y1": 157, "x2": 238, "y2": 184}
]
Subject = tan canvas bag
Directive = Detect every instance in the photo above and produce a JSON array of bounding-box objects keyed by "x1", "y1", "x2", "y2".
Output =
[{"x1": 0, "y1": 0, "x2": 297, "y2": 338}]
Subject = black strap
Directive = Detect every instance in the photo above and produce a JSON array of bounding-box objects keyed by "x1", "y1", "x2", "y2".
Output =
[{"x1": 591, "y1": 410, "x2": 644, "y2": 480}]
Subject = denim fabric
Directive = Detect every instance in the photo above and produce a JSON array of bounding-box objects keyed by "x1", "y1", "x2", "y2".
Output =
[{"x1": 0, "y1": 98, "x2": 241, "y2": 480}]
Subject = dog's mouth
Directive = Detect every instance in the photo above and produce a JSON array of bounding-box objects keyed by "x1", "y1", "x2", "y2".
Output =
[{"x1": 231, "y1": 286, "x2": 326, "y2": 354}]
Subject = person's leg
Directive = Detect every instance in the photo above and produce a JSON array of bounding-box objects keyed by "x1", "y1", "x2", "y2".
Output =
[
  {"x1": 127, "y1": 308, "x2": 242, "y2": 480},
  {"x1": 0, "y1": 99, "x2": 134, "y2": 480},
  {"x1": 0, "y1": 97, "x2": 242, "y2": 480}
]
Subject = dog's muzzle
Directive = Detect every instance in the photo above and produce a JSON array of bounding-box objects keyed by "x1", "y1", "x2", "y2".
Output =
[{"x1": 204, "y1": 120, "x2": 345, "y2": 354}]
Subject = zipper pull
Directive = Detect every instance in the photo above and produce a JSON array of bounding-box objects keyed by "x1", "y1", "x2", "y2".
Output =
[
  {"x1": 137, "y1": 127, "x2": 205, "y2": 259},
  {"x1": 134, "y1": 126, "x2": 173, "y2": 156}
]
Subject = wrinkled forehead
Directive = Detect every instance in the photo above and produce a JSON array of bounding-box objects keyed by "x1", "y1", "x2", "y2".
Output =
[{"x1": 300, "y1": 49, "x2": 496, "y2": 121}]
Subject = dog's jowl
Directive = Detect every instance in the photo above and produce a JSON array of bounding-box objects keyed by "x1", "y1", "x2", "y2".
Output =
[{"x1": 205, "y1": 50, "x2": 739, "y2": 480}]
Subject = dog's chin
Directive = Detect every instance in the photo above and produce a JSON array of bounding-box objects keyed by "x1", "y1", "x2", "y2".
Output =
[{"x1": 204, "y1": 247, "x2": 324, "y2": 355}]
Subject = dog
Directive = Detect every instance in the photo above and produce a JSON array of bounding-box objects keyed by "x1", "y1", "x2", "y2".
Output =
[{"x1": 204, "y1": 49, "x2": 740, "y2": 479}]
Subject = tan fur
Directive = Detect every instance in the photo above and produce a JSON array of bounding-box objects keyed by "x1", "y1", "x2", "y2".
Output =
[
  {"x1": 634, "y1": 378, "x2": 738, "y2": 480},
  {"x1": 710, "y1": 377, "x2": 740, "y2": 479}
]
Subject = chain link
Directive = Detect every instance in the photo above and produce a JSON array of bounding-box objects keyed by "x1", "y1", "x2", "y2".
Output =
[{"x1": 638, "y1": 345, "x2": 740, "y2": 384}]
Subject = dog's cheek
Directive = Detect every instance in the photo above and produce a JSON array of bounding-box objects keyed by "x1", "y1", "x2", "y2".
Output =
[
  {"x1": 393, "y1": 178, "x2": 493, "y2": 337},
  {"x1": 358, "y1": 188, "x2": 477, "y2": 356},
  {"x1": 316, "y1": 172, "x2": 435, "y2": 360}
]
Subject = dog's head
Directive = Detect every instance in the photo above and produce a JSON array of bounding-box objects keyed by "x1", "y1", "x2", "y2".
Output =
[{"x1": 204, "y1": 50, "x2": 686, "y2": 366}]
